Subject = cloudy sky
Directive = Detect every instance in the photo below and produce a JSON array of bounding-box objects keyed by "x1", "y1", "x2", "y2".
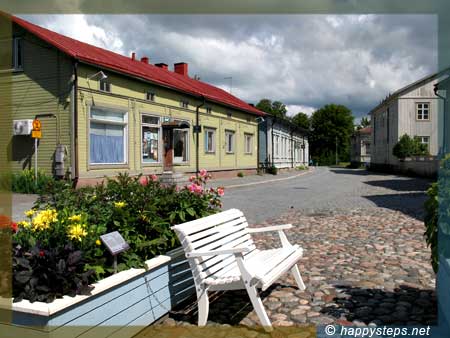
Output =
[{"x1": 21, "y1": 14, "x2": 437, "y2": 120}]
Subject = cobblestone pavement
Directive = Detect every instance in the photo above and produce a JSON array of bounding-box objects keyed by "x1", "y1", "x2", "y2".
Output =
[{"x1": 156, "y1": 168, "x2": 436, "y2": 330}]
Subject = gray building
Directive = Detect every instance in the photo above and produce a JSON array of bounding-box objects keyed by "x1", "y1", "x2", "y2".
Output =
[
  {"x1": 350, "y1": 127, "x2": 371, "y2": 165},
  {"x1": 370, "y1": 73, "x2": 445, "y2": 169},
  {"x1": 259, "y1": 116, "x2": 309, "y2": 170}
]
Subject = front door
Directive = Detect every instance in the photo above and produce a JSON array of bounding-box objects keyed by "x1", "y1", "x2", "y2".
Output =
[{"x1": 163, "y1": 128, "x2": 173, "y2": 171}]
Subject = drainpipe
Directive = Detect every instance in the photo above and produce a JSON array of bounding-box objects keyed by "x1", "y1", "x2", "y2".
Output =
[
  {"x1": 71, "y1": 60, "x2": 79, "y2": 187},
  {"x1": 434, "y1": 84, "x2": 447, "y2": 155},
  {"x1": 271, "y1": 117, "x2": 275, "y2": 167},
  {"x1": 195, "y1": 96, "x2": 205, "y2": 177}
]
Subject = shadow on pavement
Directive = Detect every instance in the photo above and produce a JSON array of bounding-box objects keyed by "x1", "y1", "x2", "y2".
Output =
[
  {"x1": 364, "y1": 179, "x2": 432, "y2": 192},
  {"x1": 321, "y1": 284, "x2": 437, "y2": 326},
  {"x1": 363, "y1": 193, "x2": 427, "y2": 221},
  {"x1": 329, "y1": 169, "x2": 384, "y2": 176}
]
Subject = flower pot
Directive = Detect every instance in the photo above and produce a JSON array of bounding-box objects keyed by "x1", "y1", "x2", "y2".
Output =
[{"x1": 1, "y1": 249, "x2": 195, "y2": 338}]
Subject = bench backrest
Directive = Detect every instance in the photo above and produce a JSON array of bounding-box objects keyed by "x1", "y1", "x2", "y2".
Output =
[{"x1": 171, "y1": 208, "x2": 255, "y2": 287}]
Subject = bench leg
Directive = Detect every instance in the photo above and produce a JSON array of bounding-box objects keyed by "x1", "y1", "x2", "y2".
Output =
[
  {"x1": 246, "y1": 285, "x2": 272, "y2": 331},
  {"x1": 197, "y1": 290, "x2": 209, "y2": 326},
  {"x1": 291, "y1": 264, "x2": 306, "y2": 291}
]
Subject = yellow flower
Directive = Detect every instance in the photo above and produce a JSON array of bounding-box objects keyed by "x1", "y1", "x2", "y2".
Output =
[
  {"x1": 68, "y1": 214, "x2": 82, "y2": 222},
  {"x1": 24, "y1": 209, "x2": 35, "y2": 218},
  {"x1": 95, "y1": 239, "x2": 101, "y2": 246},
  {"x1": 67, "y1": 224, "x2": 88, "y2": 242},
  {"x1": 114, "y1": 201, "x2": 126, "y2": 209},
  {"x1": 31, "y1": 209, "x2": 57, "y2": 231},
  {"x1": 18, "y1": 220, "x2": 30, "y2": 228}
]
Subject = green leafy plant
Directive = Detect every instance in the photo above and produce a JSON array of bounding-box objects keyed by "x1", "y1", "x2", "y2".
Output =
[
  {"x1": 424, "y1": 154, "x2": 450, "y2": 273},
  {"x1": 295, "y1": 165, "x2": 308, "y2": 171},
  {"x1": 393, "y1": 134, "x2": 429, "y2": 159},
  {"x1": 12, "y1": 170, "x2": 224, "y2": 302},
  {"x1": 266, "y1": 165, "x2": 278, "y2": 175},
  {"x1": 237, "y1": 171, "x2": 244, "y2": 177},
  {"x1": 0, "y1": 169, "x2": 57, "y2": 194}
]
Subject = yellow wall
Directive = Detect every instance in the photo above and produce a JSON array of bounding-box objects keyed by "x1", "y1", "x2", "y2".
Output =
[{"x1": 77, "y1": 64, "x2": 258, "y2": 178}]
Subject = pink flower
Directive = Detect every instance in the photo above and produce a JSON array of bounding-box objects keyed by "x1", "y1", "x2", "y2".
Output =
[
  {"x1": 188, "y1": 183, "x2": 203, "y2": 194},
  {"x1": 150, "y1": 174, "x2": 158, "y2": 182},
  {"x1": 217, "y1": 187, "x2": 225, "y2": 197},
  {"x1": 199, "y1": 169, "x2": 208, "y2": 177},
  {"x1": 189, "y1": 175, "x2": 196, "y2": 182},
  {"x1": 139, "y1": 176, "x2": 148, "y2": 186}
]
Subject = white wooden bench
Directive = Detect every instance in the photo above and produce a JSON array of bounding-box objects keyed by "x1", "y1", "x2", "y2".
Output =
[{"x1": 171, "y1": 208, "x2": 306, "y2": 329}]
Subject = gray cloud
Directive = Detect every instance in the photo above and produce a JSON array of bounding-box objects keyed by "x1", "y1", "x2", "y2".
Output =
[{"x1": 21, "y1": 14, "x2": 438, "y2": 117}]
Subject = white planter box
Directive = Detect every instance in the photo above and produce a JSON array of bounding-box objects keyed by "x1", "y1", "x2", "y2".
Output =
[{"x1": 0, "y1": 248, "x2": 194, "y2": 338}]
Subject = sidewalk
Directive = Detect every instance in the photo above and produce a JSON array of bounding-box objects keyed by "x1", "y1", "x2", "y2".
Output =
[{"x1": 208, "y1": 167, "x2": 314, "y2": 189}]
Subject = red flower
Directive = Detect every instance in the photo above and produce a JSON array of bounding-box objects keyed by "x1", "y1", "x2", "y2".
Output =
[
  {"x1": 139, "y1": 176, "x2": 149, "y2": 186},
  {"x1": 39, "y1": 250, "x2": 45, "y2": 257},
  {"x1": 11, "y1": 222, "x2": 18, "y2": 233}
]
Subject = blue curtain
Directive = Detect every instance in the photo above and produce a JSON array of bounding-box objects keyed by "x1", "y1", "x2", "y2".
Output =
[{"x1": 90, "y1": 134, "x2": 124, "y2": 164}]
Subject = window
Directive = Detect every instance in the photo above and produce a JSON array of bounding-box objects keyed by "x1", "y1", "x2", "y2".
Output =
[
  {"x1": 173, "y1": 127, "x2": 189, "y2": 163},
  {"x1": 227, "y1": 111, "x2": 232, "y2": 118},
  {"x1": 142, "y1": 115, "x2": 160, "y2": 163},
  {"x1": 244, "y1": 133, "x2": 253, "y2": 154},
  {"x1": 146, "y1": 91, "x2": 155, "y2": 102},
  {"x1": 99, "y1": 78, "x2": 111, "y2": 92},
  {"x1": 204, "y1": 128, "x2": 216, "y2": 153},
  {"x1": 13, "y1": 37, "x2": 23, "y2": 70},
  {"x1": 418, "y1": 136, "x2": 430, "y2": 150},
  {"x1": 205, "y1": 107, "x2": 212, "y2": 114},
  {"x1": 225, "y1": 130, "x2": 235, "y2": 153},
  {"x1": 180, "y1": 100, "x2": 189, "y2": 109},
  {"x1": 417, "y1": 103, "x2": 430, "y2": 120},
  {"x1": 89, "y1": 107, "x2": 127, "y2": 164},
  {"x1": 275, "y1": 135, "x2": 279, "y2": 157}
]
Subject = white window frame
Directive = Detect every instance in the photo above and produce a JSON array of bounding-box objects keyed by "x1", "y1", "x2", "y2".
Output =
[
  {"x1": 225, "y1": 130, "x2": 235, "y2": 154},
  {"x1": 204, "y1": 128, "x2": 216, "y2": 153},
  {"x1": 417, "y1": 136, "x2": 430, "y2": 150},
  {"x1": 146, "y1": 91, "x2": 156, "y2": 102},
  {"x1": 275, "y1": 135, "x2": 280, "y2": 157},
  {"x1": 141, "y1": 114, "x2": 161, "y2": 164},
  {"x1": 13, "y1": 37, "x2": 23, "y2": 71},
  {"x1": 173, "y1": 123, "x2": 190, "y2": 164},
  {"x1": 416, "y1": 102, "x2": 430, "y2": 121},
  {"x1": 89, "y1": 106, "x2": 128, "y2": 166},
  {"x1": 244, "y1": 133, "x2": 253, "y2": 154},
  {"x1": 99, "y1": 78, "x2": 111, "y2": 92}
]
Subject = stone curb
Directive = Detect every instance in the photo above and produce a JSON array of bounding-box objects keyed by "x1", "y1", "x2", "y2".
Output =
[{"x1": 223, "y1": 167, "x2": 315, "y2": 189}]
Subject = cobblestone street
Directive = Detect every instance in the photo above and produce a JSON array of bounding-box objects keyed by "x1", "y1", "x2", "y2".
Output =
[{"x1": 156, "y1": 168, "x2": 436, "y2": 331}]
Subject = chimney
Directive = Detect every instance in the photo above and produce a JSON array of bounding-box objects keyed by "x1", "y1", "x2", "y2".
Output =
[
  {"x1": 174, "y1": 62, "x2": 188, "y2": 76},
  {"x1": 155, "y1": 63, "x2": 168, "y2": 70},
  {"x1": 140, "y1": 56, "x2": 149, "y2": 64},
  {"x1": 131, "y1": 52, "x2": 136, "y2": 61},
  {"x1": 248, "y1": 103, "x2": 255, "y2": 107}
]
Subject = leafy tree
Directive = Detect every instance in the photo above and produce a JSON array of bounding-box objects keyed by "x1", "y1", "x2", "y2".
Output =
[
  {"x1": 356, "y1": 116, "x2": 371, "y2": 130},
  {"x1": 392, "y1": 134, "x2": 429, "y2": 159},
  {"x1": 309, "y1": 104, "x2": 354, "y2": 165},
  {"x1": 291, "y1": 112, "x2": 310, "y2": 130},
  {"x1": 256, "y1": 99, "x2": 287, "y2": 118}
]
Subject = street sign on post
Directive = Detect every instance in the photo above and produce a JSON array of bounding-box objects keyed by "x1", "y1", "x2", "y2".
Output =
[{"x1": 31, "y1": 118, "x2": 42, "y2": 183}]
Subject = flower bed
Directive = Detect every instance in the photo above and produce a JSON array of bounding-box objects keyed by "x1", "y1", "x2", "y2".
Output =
[{"x1": 8, "y1": 170, "x2": 223, "y2": 303}]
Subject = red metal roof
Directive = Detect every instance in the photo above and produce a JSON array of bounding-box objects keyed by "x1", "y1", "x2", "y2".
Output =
[{"x1": 12, "y1": 16, "x2": 264, "y2": 116}]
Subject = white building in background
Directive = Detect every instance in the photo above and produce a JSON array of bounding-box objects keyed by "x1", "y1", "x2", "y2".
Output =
[
  {"x1": 258, "y1": 116, "x2": 309, "y2": 170},
  {"x1": 370, "y1": 73, "x2": 444, "y2": 169}
]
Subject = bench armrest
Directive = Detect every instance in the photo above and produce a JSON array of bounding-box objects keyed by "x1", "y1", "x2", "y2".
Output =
[
  {"x1": 248, "y1": 224, "x2": 293, "y2": 233},
  {"x1": 186, "y1": 247, "x2": 251, "y2": 258}
]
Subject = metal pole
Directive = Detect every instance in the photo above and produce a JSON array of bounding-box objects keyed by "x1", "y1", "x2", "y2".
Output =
[
  {"x1": 335, "y1": 136, "x2": 338, "y2": 165},
  {"x1": 34, "y1": 138, "x2": 38, "y2": 184},
  {"x1": 113, "y1": 255, "x2": 117, "y2": 274}
]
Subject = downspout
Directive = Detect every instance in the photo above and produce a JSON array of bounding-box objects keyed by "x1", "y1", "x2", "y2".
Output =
[
  {"x1": 195, "y1": 96, "x2": 205, "y2": 177},
  {"x1": 71, "y1": 60, "x2": 79, "y2": 187},
  {"x1": 434, "y1": 85, "x2": 447, "y2": 155}
]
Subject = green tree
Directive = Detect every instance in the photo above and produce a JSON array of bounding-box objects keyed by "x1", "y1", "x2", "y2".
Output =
[
  {"x1": 256, "y1": 99, "x2": 287, "y2": 118},
  {"x1": 392, "y1": 134, "x2": 428, "y2": 159},
  {"x1": 291, "y1": 112, "x2": 310, "y2": 130},
  {"x1": 309, "y1": 104, "x2": 354, "y2": 165},
  {"x1": 356, "y1": 116, "x2": 370, "y2": 130}
]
